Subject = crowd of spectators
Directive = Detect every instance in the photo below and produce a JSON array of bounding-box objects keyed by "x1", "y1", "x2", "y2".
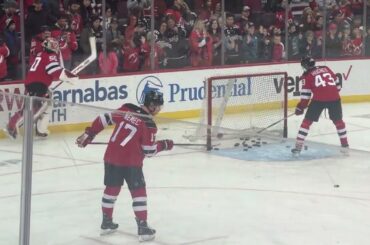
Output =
[{"x1": 0, "y1": 0, "x2": 369, "y2": 80}]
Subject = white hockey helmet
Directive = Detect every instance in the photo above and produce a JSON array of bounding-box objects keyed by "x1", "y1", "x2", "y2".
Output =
[{"x1": 42, "y1": 37, "x2": 60, "y2": 53}]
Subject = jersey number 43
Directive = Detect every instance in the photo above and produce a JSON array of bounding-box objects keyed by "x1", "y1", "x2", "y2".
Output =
[{"x1": 314, "y1": 72, "x2": 336, "y2": 87}]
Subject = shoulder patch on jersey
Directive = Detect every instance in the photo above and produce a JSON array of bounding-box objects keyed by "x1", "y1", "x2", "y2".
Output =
[{"x1": 49, "y1": 55, "x2": 58, "y2": 62}]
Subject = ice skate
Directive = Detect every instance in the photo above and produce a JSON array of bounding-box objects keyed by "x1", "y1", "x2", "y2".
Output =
[
  {"x1": 35, "y1": 117, "x2": 49, "y2": 138},
  {"x1": 291, "y1": 147, "x2": 301, "y2": 157},
  {"x1": 136, "y1": 218, "x2": 156, "y2": 242},
  {"x1": 4, "y1": 124, "x2": 18, "y2": 140},
  {"x1": 100, "y1": 214, "x2": 119, "y2": 235},
  {"x1": 340, "y1": 145, "x2": 349, "y2": 155},
  {"x1": 35, "y1": 126, "x2": 49, "y2": 138}
]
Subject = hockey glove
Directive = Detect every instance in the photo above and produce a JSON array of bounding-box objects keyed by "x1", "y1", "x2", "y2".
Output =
[
  {"x1": 157, "y1": 139, "x2": 174, "y2": 151},
  {"x1": 295, "y1": 102, "x2": 305, "y2": 116},
  {"x1": 76, "y1": 128, "x2": 95, "y2": 148}
]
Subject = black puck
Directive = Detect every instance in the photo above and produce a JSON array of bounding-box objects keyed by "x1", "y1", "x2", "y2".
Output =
[
  {"x1": 304, "y1": 146, "x2": 308, "y2": 150},
  {"x1": 262, "y1": 141, "x2": 267, "y2": 144},
  {"x1": 234, "y1": 143, "x2": 240, "y2": 147},
  {"x1": 213, "y1": 147, "x2": 219, "y2": 150},
  {"x1": 334, "y1": 184, "x2": 340, "y2": 188},
  {"x1": 243, "y1": 148, "x2": 248, "y2": 151},
  {"x1": 286, "y1": 145, "x2": 291, "y2": 148}
]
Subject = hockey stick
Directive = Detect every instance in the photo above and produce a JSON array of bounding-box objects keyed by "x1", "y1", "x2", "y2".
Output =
[
  {"x1": 257, "y1": 112, "x2": 295, "y2": 134},
  {"x1": 89, "y1": 142, "x2": 213, "y2": 147},
  {"x1": 52, "y1": 36, "x2": 97, "y2": 90}
]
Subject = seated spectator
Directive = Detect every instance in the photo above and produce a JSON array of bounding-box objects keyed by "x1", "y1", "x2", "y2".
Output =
[
  {"x1": 80, "y1": 0, "x2": 94, "y2": 27},
  {"x1": 257, "y1": 25, "x2": 272, "y2": 62},
  {"x1": 224, "y1": 13, "x2": 241, "y2": 65},
  {"x1": 300, "y1": 7, "x2": 316, "y2": 33},
  {"x1": 208, "y1": 18, "x2": 222, "y2": 65},
  {"x1": 341, "y1": 25, "x2": 352, "y2": 57},
  {"x1": 127, "y1": 0, "x2": 150, "y2": 15},
  {"x1": 350, "y1": 0, "x2": 363, "y2": 16},
  {"x1": 0, "y1": 39, "x2": 10, "y2": 81},
  {"x1": 99, "y1": 41, "x2": 119, "y2": 75},
  {"x1": 241, "y1": 22, "x2": 259, "y2": 63},
  {"x1": 106, "y1": 17, "x2": 124, "y2": 44},
  {"x1": 274, "y1": 2, "x2": 293, "y2": 31},
  {"x1": 4, "y1": 18, "x2": 20, "y2": 80},
  {"x1": 197, "y1": 0, "x2": 214, "y2": 22},
  {"x1": 189, "y1": 19, "x2": 213, "y2": 67}
]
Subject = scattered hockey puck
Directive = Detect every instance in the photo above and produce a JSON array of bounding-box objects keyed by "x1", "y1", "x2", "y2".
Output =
[
  {"x1": 245, "y1": 137, "x2": 250, "y2": 141},
  {"x1": 262, "y1": 141, "x2": 267, "y2": 144},
  {"x1": 248, "y1": 146, "x2": 252, "y2": 148},
  {"x1": 334, "y1": 184, "x2": 340, "y2": 188},
  {"x1": 286, "y1": 145, "x2": 291, "y2": 148},
  {"x1": 217, "y1": 133, "x2": 223, "y2": 139},
  {"x1": 257, "y1": 137, "x2": 261, "y2": 140},
  {"x1": 213, "y1": 147, "x2": 219, "y2": 151},
  {"x1": 239, "y1": 137, "x2": 245, "y2": 140},
  {"x1": 234, "y1": 143, "x2": 240, "y2": 147},
  {"x1": 242, "y1": 142, "x2": 248, "y2": 147},
  {"x1": 251, "y1": 140, "x2": 255, "y2": 143},
  {"x1": 253, "y1": 144, "x2": 261, "y2": 147},
  {"x1": 243, "y1": 148, "x2": 248, "y2": 151},
  {"x1": 304, "y1": 146, "x2": 308, "y2": 150}
]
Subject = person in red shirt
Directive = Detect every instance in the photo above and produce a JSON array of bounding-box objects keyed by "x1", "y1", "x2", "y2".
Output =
[
  {"x1": 0, "y1": 39, "x2": 10, "y2": 80},
  {"x1": 189, "y1": 19, "x2": 213, "y2": 67},
  {"x1": 51, "y1": 13, "x2": 78, "y2": 69},
  {"x1": 6, "y1": 37, "x2": 78, "y2": 139},
  {"x1": 76, "y1": 90, "x2": 174, "y2": 242},
  {"x1": 292, "y1": 56, "x2": 349, "y2": 156}
]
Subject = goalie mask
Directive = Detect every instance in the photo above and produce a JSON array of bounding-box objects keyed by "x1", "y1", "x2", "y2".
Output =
[
  {"x1": 301, "y1": 56, "x2": 315, "y2": 71},
  {"x1": 42, "y1": 37, "x2": 60, "y2": 53}
]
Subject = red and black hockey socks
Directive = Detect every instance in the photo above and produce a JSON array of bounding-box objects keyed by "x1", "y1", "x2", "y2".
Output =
[
  {"x1": 102, "y1": 186, "x2": 121, "y2": 219},
  {"x1": 334, "y1": 120, "x2": 349, "y2": 147},
  {"x1": 295, "y1": 119, "x2": 313, "y2": 150},
  {"x1": 130, "y1": 188, "x2": 147, "y2": 221}
]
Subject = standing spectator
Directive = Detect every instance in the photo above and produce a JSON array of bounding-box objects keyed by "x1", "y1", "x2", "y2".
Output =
[
  {"x1": 25, "y1": 0, "x2": 56, "y2": 43},
  {"x1": 122, "y1": 32, "x2": 141, "y2": 72},
  {"x1": 299, "y1": 30, "x2": 321, "y2": 58},
  {"x1": 106, "y1": 17, "x2": 124, "y2": 44},
  {"x1": 127, "y1": 0, "x2": 150, "y2": 15},
  {"x1": 224, "y1": 13, "x2": 241, "y2": 65},
  {"x1": 29, "y1": 25, "x2": 52, "y2": 65},
  {"x1": 80, "y1": 15, "x2": 103, "y2": 74},
  {"x1": 75, "y1": 90, "x2": 173, "y2": 242},
  {"x1": 236, "y1": 5, "x2": 252, "y2": 35},
  {"x1": 287, "y1": 23, "x2": 302, "y2": 61},
  {"x1": 241, "y1": 22, "x2": 259, "y2": 63},
  {"x1": 274, "y1": 3, "x2": 293, "y2": 32},
  {"x1": 351, "y1": 26, "x2": 363, "y2": 56},
  {"x1": 125, "y1": 14, "x2": 141, "y2": 46},
  {"x1": 3, "y1": 18, "x2": 20, "y2": 80},
  {"x1": 365, "y1": 26, "x2": 370, "y2": 56},
  {"x1": 80, "y1": 0, "x2": 93, "y2": 27},
  {"x1": 67, "y1": 0, "x2": 84, "y2": 39},
  {"x1": 197, "y1": 0, "x2": 214, "y2": 22},
  {"x1": 272, "y1": 34, "x2": 284, "y2": 62},
  {"x1": 162, "y1": 15, "x2": 189, "y2": 68},
  {"x1": 350, "y1": 0, "x2": 363, "y2": 16},
  {"x1": 341, "y1": 25, "x2": 352, "y2": 56},
  {"x1": 208, "y1": 18, "x2": 221, "y2": 65},
  {"x1": 0, "y1": 39, "x2": 10, "y2": 81},
  {"x1": 51, "y1": 13, "x2": 78, "y2": 69},
  {"x1": 258, "y1": 33, "x2": 272, "y2": 62},
  {"x1": 0, "y1": 0, "x2": 20, "y2": 33},
  {"x1": 189, "y1": 19, "x2": 212, "y2": 67},
  {"x1": 325, "y1": 23, "x2": 342, "y2": 58},
  {"x1": 141, "y1": 32, "x2": 165, "y2": 70},
  {"x1": 98, "y1": 41, "x2": 119, "y2": 75}
]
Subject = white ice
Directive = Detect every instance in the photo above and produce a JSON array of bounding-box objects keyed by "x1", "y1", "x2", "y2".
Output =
[{"x1": 0, "y1": 102, "x2": 370, "y2": 245}]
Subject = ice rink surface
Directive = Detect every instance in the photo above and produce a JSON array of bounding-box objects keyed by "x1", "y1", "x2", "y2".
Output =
[{"x1": 0, "y1": 102, "x2": 370, "y2": 245}]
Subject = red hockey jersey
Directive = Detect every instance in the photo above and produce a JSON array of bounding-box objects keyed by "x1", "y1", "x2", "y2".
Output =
[
  {"x1": 300, "y1": 66, "x2": 340, "y2": 104},
  {"x1": 25, "y1": 51, "x2": 63, "y2": 87},
  {"x1": 88, "y1": 103, "x2": 160, "y2": 167}
]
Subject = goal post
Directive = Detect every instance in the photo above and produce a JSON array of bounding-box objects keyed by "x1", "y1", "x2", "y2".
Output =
[{"x1": 201, "y1": 72, "x2": 288, "y2": 150}]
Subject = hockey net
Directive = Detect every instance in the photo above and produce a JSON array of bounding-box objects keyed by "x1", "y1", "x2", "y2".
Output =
[{"x1": 183, "y1": 72, "x2": 288, "y2": 150}]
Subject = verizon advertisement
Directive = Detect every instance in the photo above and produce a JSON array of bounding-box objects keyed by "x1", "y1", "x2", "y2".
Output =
[{"x1": 0, "y1": 59, "x2": 367, "y2": 127}]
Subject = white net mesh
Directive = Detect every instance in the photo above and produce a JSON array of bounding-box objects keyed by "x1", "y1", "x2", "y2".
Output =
[{"x1": 184, "y1": 72, "x2": 288, "y2": 144}]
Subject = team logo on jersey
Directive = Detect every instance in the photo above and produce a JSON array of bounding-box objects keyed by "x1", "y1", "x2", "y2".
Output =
[{"x1": 136, "y1": 76, "x2": 164, "y2": 105}]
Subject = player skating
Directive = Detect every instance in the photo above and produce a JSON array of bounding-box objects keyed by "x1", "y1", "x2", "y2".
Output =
[
  {"x1": 5, "y1": 37, "x2": 78, "y2": 139},
  {"x1": 76, "y1": 90, "x2": 174, "y2": 242},
  {"x1": 292, "y1": 56, "x2": 349, "y2": 156}
]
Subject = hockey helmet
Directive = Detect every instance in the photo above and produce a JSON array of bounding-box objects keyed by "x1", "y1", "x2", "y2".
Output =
[
  {"x1": 301, "y1": 56, "x2": 315, "y2": 71},
  {"x1": 42, "y1": 37, "x2": 60, "y2": 53},
  {"x1": 143, "y1": 90, "x2": 164, "y2": 107}
]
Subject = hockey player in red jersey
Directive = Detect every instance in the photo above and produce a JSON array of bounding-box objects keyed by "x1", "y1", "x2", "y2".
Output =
[
  {"x1": 76, "y1": 90, "x2": 174, "y2": 242},
  {"x1": 292, "y1": 56, "x2": 349, "y2": 156},
  {"x1": 6, "y1": 37, "x2": 78, "y2": 139}
]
